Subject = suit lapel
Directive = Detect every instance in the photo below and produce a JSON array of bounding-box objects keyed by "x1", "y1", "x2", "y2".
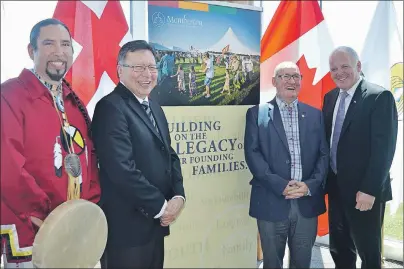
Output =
[
  {"x1": 326, "y1": 89, "x2": 339, "y2": 137},
  {"x1": 269, "y1": 99, "x2": 290, "y2": 153},
  {"x1": 149, "y1": 99, "x2": 169, "y2": 148},
  {"x1": 340, "y1": 80, "x2": 366, "y2": 138},
  {"x1": 116, "y1": 84, "x2": 164, "y2": 144}
]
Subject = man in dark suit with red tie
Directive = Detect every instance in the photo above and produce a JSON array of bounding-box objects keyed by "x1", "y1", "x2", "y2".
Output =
[
  {"x1": 92, "y1": 40, "x2": 185, "y2": 269},
  {"x1": 323, "y1": 46, "x2": 398, "y2": 269}
]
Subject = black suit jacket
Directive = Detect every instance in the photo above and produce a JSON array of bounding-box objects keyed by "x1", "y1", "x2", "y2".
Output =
[
  {"x1": 322, "y1": 79, "x2": 398, "y2": 206},
  {"x1": 91, "y1": 83, "x2": 185, "y2": 247}
]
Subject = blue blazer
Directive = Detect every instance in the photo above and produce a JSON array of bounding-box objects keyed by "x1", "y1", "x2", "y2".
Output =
[{"x1": 244, "y1": 98, "x2": 329, "y2": 222}]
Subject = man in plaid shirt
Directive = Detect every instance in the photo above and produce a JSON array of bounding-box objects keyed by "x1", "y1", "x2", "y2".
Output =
[{"x1": 244, "y1": 62, "x2": 329, "y2": 268}]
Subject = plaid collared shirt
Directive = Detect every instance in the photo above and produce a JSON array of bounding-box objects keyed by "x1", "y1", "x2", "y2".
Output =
[{"x1": 276, "y1": 97, "x2": 302, "y2": 181}]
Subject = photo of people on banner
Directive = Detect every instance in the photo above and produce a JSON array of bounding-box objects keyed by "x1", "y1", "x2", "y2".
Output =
[{"x1": 148, "y1": 2, "x2": 260, "y2": 106}]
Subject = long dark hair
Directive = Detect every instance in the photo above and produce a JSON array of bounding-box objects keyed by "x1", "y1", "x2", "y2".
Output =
[{"x1": 62, "y1": 78, "x2": 92, "y2": 138}]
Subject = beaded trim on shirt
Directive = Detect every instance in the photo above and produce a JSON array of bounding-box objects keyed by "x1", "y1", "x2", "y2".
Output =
[{"x1": 30, "y1": 69, "x2": 63, "y2": 95}]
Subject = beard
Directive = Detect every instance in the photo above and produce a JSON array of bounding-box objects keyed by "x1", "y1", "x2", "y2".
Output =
[{"x1": 46, "y1": 62, "x2": 67, "y2": 82}]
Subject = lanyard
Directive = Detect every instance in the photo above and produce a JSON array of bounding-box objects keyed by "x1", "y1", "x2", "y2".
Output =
[
  {"x1": 31, "y1": 70, "x2": 75, "y2": 154},
  {"x1": 31, "y1": 70, "x2": 81, "y2": 199}
]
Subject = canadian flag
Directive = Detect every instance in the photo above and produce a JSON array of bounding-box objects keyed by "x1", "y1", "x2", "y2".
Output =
[
  {"x1": 260, "y1": 1, "x2": 336, "y2": 236},
  {"x1": 53, "y1": 1, "x2": 132, "y2": 118},
  {"x1": 261, "y1": 0, "x2": 335, "y2": 110}
]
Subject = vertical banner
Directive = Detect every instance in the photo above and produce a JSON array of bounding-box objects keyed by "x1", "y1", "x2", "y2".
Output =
[{"x1": 148, "y1": 1, "x2": 261, "y2": 267}]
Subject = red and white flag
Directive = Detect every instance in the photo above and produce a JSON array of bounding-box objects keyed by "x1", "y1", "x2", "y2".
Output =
[
  {"x1": 53, "y1": 1, "x2": 132, "y2": 117},
  {"x1": 261, "y1": 0, "x2": 335, "y2": 110},
  {"x1": 260, "y1": 0, "x2": 336, "y2": 236}
]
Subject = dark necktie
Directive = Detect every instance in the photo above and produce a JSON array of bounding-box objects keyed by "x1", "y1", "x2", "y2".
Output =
[
  {"x1": 330, "y1": 91, "x2": 349, "y2": 174},
  {"x1": 141, "y1": 100, "x2": 159, "y2": 133}
]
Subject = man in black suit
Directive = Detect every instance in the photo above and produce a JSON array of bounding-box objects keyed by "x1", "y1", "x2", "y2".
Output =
[
  {"x1": 92, "y1": 40, "x2": 185, "y2": 269},
  {"x1": 323, "y1": 46, "x2": 398, "y2": 269}
]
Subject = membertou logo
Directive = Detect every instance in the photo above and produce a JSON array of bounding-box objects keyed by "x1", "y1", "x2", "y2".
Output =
[
  {"x1": 152, "y1": 12, "x2": 203, "y2": 28},
  {"x1": 167, "y1": 15, "x2": 203, "y2": 27},
  {"x1": 152, "y1": 12, "x2": 165, "y2": 28}
]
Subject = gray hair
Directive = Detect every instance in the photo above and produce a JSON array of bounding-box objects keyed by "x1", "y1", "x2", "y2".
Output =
[
  {"x1": 273, "y1": 61, "x2": 300, "y2": 77},
  {"x1": 330, "y1": 46, "x2": 360, "y2": 64}
]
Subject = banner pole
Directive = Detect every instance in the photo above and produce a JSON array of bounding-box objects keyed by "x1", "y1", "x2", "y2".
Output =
[
  {"x1": 257, "y1": 232, "x2": 263, "y2": 266},
  {"x1": 381, "y1": 223, "x2": 385, "y2": 268}
]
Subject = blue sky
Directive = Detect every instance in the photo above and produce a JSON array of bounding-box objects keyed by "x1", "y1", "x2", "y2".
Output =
[{"x1": 148, "y1": 5, "x2": 260, "y2": 52}]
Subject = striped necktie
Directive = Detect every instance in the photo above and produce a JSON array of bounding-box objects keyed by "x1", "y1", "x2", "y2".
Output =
[
  {"x1": 141, "y1": 100, "x2": 159, "y2": 133},
  {"x1": 330, "y1": 91, "x2": 349, "y2": 173}
]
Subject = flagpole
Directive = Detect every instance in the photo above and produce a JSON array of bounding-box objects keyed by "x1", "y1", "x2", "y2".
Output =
[{"x1": 129, "y1": 0, "x2": 133, "y2": 37}]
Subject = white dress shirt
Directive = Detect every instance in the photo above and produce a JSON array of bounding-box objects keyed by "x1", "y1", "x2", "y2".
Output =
[{"x1": 330, "y1": 77, "x2": 363, "y2": 149}]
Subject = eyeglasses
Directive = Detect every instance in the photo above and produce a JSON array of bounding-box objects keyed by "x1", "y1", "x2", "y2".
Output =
[
  {"x1": 120, "y1": 64, "x2": 159, "y2": 74},
  {"x1": 277, "y1": 74, "x2": 303, "y2": 81}
]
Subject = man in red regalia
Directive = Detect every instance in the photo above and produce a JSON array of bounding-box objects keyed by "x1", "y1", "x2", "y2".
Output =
[{"x1": 0, "y1": 18, "x2": 101, "y2": 268}]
